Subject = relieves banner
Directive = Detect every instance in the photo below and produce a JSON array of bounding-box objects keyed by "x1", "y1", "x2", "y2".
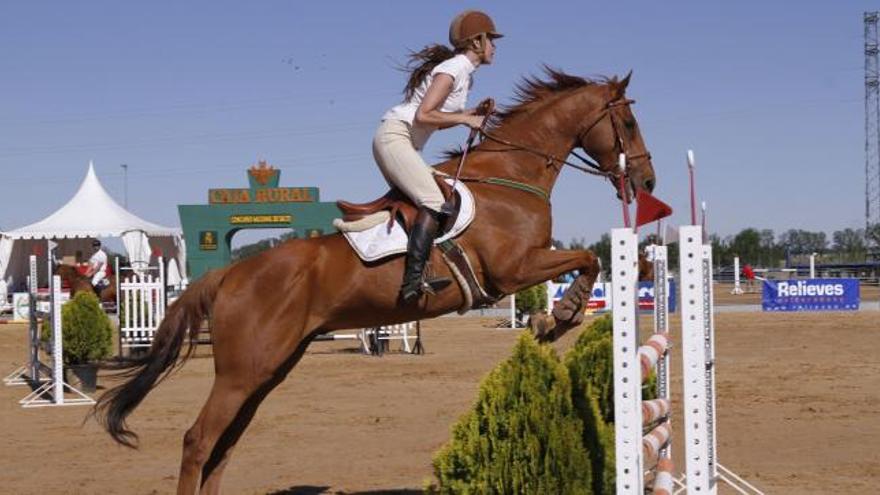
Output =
[{"x1": 762, "y1": 279, "x2": 860, "y2": 312}]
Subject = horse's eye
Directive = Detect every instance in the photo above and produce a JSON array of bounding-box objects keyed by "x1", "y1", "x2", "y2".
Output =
[{"x1": 625, "y1": 120, "x2": 636, "y2": 130}]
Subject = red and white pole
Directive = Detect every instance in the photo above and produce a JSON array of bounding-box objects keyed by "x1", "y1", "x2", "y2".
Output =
[
  {"x1": 687, "y1": 149, "x2": 696, "y2": 226},
  {"x1": 619, "y1": 153, "x2": 631, "y2": 229}
]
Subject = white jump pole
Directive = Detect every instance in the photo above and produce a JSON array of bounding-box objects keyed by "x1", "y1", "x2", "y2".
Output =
[
  {"x1": 510, "y1": 293, "x2": 516, "y2": 328},
  {"x1": 680, "y1": 226, "x2": 718, "y2": 494},
  {"x1": 611, "y1": 227, "x2": 643, "y2": 494},
  {"x1": 28, "y1": 255, "x2": 39, "y2": 382},
  {"x1": 51, "y1": 275, "x2": 64, "y2": 405},
  {"x1": 732, "y1": 256, "x2": 743, "y2": 295},
  {"x1": 809, "y1": 253, "x2": 817, "y2": 279},
  {"x1": 546, "y1": 283, "x2": 553, "y2": 317}
]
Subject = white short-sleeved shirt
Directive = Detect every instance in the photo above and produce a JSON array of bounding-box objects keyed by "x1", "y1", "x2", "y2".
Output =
[
  {"x1": 382, "y1": 54, "x2": 476, "y2": 150},
  {"x1": 89, "y1": 249, "x2": 108, "y2": 273}
]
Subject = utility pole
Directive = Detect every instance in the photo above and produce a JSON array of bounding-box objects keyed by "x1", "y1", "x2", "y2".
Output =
[
  {"x1": 865, "y1": 13, "x2": 880, "y2": 248},
  {"x1": 121, "y1": 163, "x2": 129, "y2": 208}
]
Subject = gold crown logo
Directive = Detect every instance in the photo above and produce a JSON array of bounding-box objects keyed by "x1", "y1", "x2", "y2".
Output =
[{"x1": 248, "y1": 160, "x2": 277, "y2": 186}]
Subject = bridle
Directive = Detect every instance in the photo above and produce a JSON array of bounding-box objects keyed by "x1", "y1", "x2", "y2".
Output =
[{"x1": 476, "y1": 97, "x2": 651, "y2": 186}]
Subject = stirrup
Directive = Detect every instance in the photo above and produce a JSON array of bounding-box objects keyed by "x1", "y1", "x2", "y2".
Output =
[
  {"x1": 421, "y1": 277, "x2": 452, "y2": 296},
  {"x1": 400, "y1": 276, "x2": 452, "y2": 303}
]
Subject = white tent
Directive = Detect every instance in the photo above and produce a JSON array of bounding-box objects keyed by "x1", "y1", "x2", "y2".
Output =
[{"x1": 0, "y1": 162, "x2": 185, "y2": 290}]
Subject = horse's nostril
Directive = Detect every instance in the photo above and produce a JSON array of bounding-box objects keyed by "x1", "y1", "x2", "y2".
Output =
[{"x1": 644, "y1": 178, "x2": 655, "y2": 192}]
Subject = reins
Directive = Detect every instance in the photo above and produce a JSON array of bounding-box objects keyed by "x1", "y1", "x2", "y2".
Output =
[
  {"x1": 470, "y1": 97, "x2": 650, "y2": 186},
  {"x1": 445, "y1": 95, "x2": 652, "y2": 203},
  {"x1": 478, "y1": 130, "x2": 611, "y2": 178}
]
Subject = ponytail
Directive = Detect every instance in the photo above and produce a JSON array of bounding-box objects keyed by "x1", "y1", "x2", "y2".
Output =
[{"x1": 401, "y1": 44, "x2": 456, "y2": 100}]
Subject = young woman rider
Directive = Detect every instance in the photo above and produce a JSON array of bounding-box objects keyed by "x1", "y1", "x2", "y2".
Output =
[{"x1": 373, "y1": 10, "x2": 502, "y2": 303}]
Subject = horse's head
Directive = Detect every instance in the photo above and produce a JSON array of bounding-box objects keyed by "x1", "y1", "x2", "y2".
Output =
[
  {"x1": 576, "y1": 73, "x2": 655, "y2": 201},
  {"x1": 55, "y1": 263, "x2": 72, "y2": 278}
]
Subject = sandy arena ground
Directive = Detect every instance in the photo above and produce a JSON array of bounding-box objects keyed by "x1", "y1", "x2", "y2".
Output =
[{"x1": 1, "y1": 306, "x2": 879, "y2": 494}]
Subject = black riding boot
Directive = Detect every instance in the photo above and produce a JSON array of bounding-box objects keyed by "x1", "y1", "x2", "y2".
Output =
[{"x1": 399, "y1": 208, "x2": 451, "y2": 304}]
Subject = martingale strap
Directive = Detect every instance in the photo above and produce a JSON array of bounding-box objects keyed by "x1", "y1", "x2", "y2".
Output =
[{"x1": 437, "y1": 239, "x2": 498, "y2": 313}]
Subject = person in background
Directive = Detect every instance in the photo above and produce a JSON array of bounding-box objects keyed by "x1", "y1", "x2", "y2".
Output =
[
  {"x1": 742, "y1": 262, "x2": 756, "y2": 293},
  {"x1": 85, "y1": 239, "x2": 109, "y2": 289}
]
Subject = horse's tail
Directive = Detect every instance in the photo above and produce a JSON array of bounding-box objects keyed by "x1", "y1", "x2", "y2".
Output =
[{"x1": 93, "y1": 267, "x2": 228, "y2": 448}]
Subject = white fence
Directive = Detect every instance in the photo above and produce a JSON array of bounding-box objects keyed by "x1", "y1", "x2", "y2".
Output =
[
  {"x1": 314, "y1": 322, "x2": 423, "y2": 355},
  {"x1": 116, "y1": 257, "x2": 166, "y2": 351}
]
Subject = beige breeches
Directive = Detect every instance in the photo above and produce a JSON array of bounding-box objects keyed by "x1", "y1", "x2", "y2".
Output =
[{"x1": 372, "y1": 119, "x2": 445, "y2": 212}]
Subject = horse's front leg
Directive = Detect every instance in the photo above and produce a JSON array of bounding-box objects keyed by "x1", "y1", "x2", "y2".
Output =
[{"x1": 497, "y1": 248, "x2": 600, "y2": 342}]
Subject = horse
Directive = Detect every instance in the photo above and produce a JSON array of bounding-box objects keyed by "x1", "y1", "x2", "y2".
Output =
[
  {"x1": 638, "y1": 252, "x2": 655, "y2": 282},
  {"x1": 95, "y1": 69, "x2": 655, "y2": 494},
  {"x1": 55, "y1": 264, "x2": 116, "y2": 304}
]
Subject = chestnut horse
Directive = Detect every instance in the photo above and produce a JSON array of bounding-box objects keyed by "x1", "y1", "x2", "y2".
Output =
[
  {"x1": 95, "y1": 70, "x2": 655, "y2": 494},
  {"x1": 55, "y1": 264, "x2": 116, "y2": 304}
]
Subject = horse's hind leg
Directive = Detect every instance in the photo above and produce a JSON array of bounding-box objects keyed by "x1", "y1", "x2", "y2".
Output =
[
  {"x1": 176, "y1": 373, "x2": 256, "y2": 494},
  {"x1": 197, "y1": 337, "x2": 313, "y2": 494},
  {"x1": 178, "y1": 355, "x2": 306, "y2": 495}
]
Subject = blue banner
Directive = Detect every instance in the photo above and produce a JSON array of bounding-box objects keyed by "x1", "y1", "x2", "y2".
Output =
[
  {"x1": 638, "y1": 279, "x2": 677, "y2": 313},
  {"x1": 762, "y1": 279, "x2": 860, "y2": 312},
  {"x1": 546, "y1": 280, "x2": 676, "y2": 314}
]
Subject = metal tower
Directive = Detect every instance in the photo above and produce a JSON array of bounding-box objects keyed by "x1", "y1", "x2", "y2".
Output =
[{"x1": 865, "y1": 12, "x2": 880, "y2": 239}]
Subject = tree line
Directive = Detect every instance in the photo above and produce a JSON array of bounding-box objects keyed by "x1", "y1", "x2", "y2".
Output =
[
  {"x1": 231, "y1": 224, "x2": 880, "y2": 274},
  {"x1": 560, "y1": 225, "x2": 880, "y2": 276}
]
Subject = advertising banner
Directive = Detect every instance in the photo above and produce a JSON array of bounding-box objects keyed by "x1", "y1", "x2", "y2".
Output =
[
  {"x1": 638, "y1": 279, "x2": 677, "y2": 313},
  {"x1": 762, "y1": 279, "x2": 859, "y2": 312},
  {"x1": 547, "y1": 279, "x2": 676, "y2": 314}
]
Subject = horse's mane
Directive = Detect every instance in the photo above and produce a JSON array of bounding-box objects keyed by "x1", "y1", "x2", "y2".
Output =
[
  {"x1": 443, "y1": 67, "x2": 614, "y2": 160},
  {"x1": 495, "y1": 66, "x2": 608, "y2": 121}
]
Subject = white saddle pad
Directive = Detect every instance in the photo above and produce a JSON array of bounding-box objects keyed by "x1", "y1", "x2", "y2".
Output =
[{"x1": 335, "y1": 180, "x2": 476, "y2": 262}]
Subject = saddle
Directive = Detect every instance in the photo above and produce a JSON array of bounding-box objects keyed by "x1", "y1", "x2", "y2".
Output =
[{"x1": 337, "y1": 175, "x2": 460, "y2": 234}]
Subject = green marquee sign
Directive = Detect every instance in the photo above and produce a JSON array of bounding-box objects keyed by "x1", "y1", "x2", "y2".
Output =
[{"x1": 178, "y1": 161, "x2": 341, "y2": 280}]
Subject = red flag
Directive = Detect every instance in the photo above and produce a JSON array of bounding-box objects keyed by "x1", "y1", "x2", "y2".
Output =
[{"x1": 635, "y1": 189, "x2": 673, "y2": 228}]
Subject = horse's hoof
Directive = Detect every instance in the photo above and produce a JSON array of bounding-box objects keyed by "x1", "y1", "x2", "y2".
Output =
[
  {"x1": 552, "y1": 297, "x2": 584, "y2": 322},
  {"x1": 529, "y1": 313, "x2": 556, "y2": 343},
  {"x1": 551, "y1": 305, "x2": 574, "y2": 322}
]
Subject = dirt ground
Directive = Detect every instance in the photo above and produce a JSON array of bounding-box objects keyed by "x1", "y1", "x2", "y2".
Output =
[{"x1": 1, "y1": 310, "x2": 879, "y2": 494}]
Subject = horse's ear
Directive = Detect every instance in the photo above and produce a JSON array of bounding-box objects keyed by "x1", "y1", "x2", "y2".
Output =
[
  {"x1": 610, "y1": 71, "x2": 632, "y2": 100},
  {"x1": 621, "y1": 70, "x2": 632, "y2": 89}
]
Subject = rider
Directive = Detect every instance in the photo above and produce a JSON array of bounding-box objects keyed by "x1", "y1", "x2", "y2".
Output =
[
  {"x1": 85, "y1": 239, "x2": 109, "y2": 289},
  {"x1": 375, "y1": 10, "x2": 502, "y2": 303}
]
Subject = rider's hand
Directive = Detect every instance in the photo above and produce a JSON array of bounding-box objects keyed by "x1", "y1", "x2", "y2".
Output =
[
  {"x1": 475, "y1": 97, "x2": 495, "y2": 116},
  {"x1": 464, "y1": 98, "x2": 495, "y2": 117},
  {"x1": 463, "y1": 114, "x2": 485, "y2": 130}
]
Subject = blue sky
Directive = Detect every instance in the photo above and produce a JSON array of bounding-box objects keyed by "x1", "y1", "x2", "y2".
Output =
[{"x1": 0, "y1": 1, "x2": 875, "y2": 246}]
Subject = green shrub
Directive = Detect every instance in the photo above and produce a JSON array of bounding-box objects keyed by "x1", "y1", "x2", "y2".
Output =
[
  {"x1": 565, "y1": 316, "x2": 615, "y2": 494},
  {"x1": 57, "y1": 292, "x2": 113, "y2": 365},
  {"x1": 564, "y1": 315, "x2": 658, "y2": 494},
  {"x1": 515, "y1": 283, "x2": 548, "y2": 318},
  {"x1": 432, "y1": 333, "x2": 591, "y2": 494},
  {"x1": 432, "y1": 315, "x2": 661, "y2": 494}
]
